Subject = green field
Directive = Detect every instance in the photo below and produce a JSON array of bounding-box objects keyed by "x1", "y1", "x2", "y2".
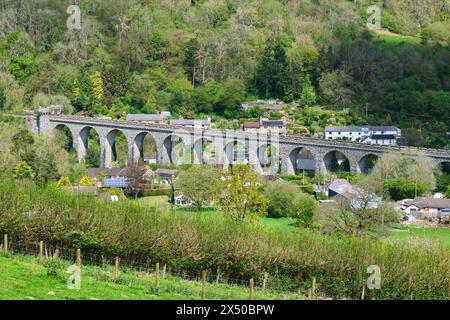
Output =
[
  {"x1": 386, "y1": 226, "x2": 450, "y2": 248},
  {"x1": 0, "y1": 255, "x2": 303, "y2": 300}
]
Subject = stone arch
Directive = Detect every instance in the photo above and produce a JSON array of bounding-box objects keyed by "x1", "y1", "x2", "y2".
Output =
[
  {"x1": 323, "y1": 150, "x2": 350, "y2": 173},
  {"x1": 105, "y1": 129, "x2": 129, "y2": 168},
  {"x1": 358, "y1": 154, "x2": 379, "y2": 174},
  {"x1": 163, "y1": 133, "x2": 193, "y2": 165},
  {"x1": 193, "y1": 136, "x2": 218, "y2": 165},
  {"x1": 78, "y1": 126, "x2": 101, "y2": 167},
  {"x1": 53, "y1": 124, "x2": 74, "y2": 152},
  {"x1": 257, "y1": 143, "x2": 281, "y2": 174},
  {"x1": 288, "y1": 147, "x2": 317, "y2": 175},
  {"x1": 224, "y1": 138, "x2": 249, "y2": 167},
  {"x1": 132, "y1": 132, "x2": 158, "y2": 165},
  {"x1": 439, "y1": 161, "x2": 450, "y2": 174}
]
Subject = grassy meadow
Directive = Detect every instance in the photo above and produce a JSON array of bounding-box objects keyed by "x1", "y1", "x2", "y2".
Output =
[
  {"x1": 1, "y1": 180, "x2": 449, "y2": 300},
  {"x1": 0, "y1": 255, "x2": 301, "y2": 300}
]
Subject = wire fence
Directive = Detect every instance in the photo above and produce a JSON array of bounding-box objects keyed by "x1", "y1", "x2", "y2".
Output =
[{"x1": 1, "y1": 235, "x2": 311, "y2": 299}]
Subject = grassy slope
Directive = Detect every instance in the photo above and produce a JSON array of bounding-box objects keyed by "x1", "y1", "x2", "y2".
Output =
[
  {"x1": 386, "y1": 226, "x2": 450, "y2": 248},
  {"x1": 0, "y1": 255, "x2": 302, "y2": 300}
]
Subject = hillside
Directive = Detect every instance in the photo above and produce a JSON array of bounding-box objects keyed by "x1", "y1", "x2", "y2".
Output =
[
  {"x1": 0, "y1": 255, "x2": 301, "y2": 300},
  {"x1": 0, "y1": 0, "x2": 449, "y2": 147}
]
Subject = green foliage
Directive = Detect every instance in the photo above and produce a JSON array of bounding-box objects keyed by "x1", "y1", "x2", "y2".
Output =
[
  {"x1": 292, "y1": 193, "x2": 317, "y2": 227},
  {"x1": 384, "y1": 178, "x2": 428, "y2": 201},
  {"x1": 216, "y1": 165, "x2": 268, "y2": 224},
  {"x1": 264, "y1": 180, "x2": 300, "y2": 217},
  {"x1": 0, "y1": 178, "x2": 449, "y2": 299},
  {"x1": 79, "y1": 176, "x2": 94, "y2": 187},
  {"x1": 42, "y1": 258, "x2": 67, "y2": 280},
  {"x1": 176, "y1": 165, "x2": 221, "y2": 210},
  {"x1": 57, "y1": 176, "x2": 72, "y2": 188},
  {"x1": 0, "y1": 88, "x2": 6, "y2": 109},
  {"x1": 9, "y1": 57, "x2": 36, "y2": 84},
  {"x1": 13, "y1": 161, "x2": 35, "y2": 180}
]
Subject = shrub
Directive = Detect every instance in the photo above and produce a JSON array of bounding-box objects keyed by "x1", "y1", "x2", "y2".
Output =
[
  {"x1": 0, "y1": 178, "x2": 448, "y2": 299},
  {"x1": 142, "y1": 188, "x2": 172, "y2": 197},
  {"x1": 292, "y1": 193, "x2": 317, "y2": 227},
  {"x1": 42, "y1": 258, "x2": 67, "y2": 280}
]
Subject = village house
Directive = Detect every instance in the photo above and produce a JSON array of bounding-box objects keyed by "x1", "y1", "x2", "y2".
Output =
[
  {"x1": 324, "y1": 126, "x2": 401, "y2": 146},
  {"x1": 242, "y1": 119, "x2": 287, "y2": 135},
  {"x1": 315, "y1": 178, "x2": 381, "y2": 209},
  {"x1": 402, "y1": 197, "x2": 450, "y2": 220}
]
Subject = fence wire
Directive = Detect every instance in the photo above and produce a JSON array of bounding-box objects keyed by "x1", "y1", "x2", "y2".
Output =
[{"x1": 1, "y1": 237, "x2": 307, "y2": 298}]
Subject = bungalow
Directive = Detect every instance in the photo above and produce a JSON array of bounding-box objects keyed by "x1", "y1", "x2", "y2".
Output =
[
  {"x1": 315, "y1": 178, "x2": 381, "y2": 209},
  {"x1": 403, "y1": 197, "x2": 450, "y2": 219}
]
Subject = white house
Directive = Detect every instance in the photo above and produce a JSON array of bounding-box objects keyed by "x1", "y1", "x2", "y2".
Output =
[
  {"x1": 324, "y1": 126, "x2": 401, "y2": 145},
  {"x1": 174, "y1": 194, "x2": 194, "y2": 206}
]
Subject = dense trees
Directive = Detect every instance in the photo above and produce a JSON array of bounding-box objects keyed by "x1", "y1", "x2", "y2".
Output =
[{"x1": 0, "y1": 0, "x2": 448, "y2": 145}]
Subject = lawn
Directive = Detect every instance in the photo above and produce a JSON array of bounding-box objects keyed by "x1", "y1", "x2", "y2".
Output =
[
  {"x1": 385, "y1": 226, "x2": 450, "y2": 248},
  {"x1": 372, "y1": 31, "x2": 422, "y2": 52},
  {"x1": 0, "y1": 255, "x2": 303, "y2": 300},
  {"x1": 132, "y1": 196, "x2": 298, "y2": 233}
]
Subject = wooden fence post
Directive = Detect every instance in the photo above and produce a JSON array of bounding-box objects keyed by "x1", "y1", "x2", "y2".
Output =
[
  {"x1": 76, "y1": 248, "x2": 81, "y2": 268},
  {"x1": 3, "y1": 234, "x2": 7, "y2": 254},
  {"x1": 201, "y1": 271, "x2": 206, "y2": 300},
  {"x1": 39, "y1": 241, "x2": 43, "y2": 261},
  {"x1": 249, "y1": 278, "x2": 254, "y2": 300},
  {"x1": 312, "y1": 277, "x2": 316, "y2": 300},
  {"x1": 308, "y1": 288, "x2": 312, "y2": 300},
  {"x1": 361, "y1": 285, "x2": 365, "y2": 300},
  {"x1": 262, "y1": 272, "x2": 268, "y2": 290},
  {"x1": 155, "y1": 263, "x2": 160, "y2": 289},
  {"x1": 115, "y1": 257, "x2": 120, "y2": 278},
  {"x1": 216, "y1": 266, "x2": 220, "y2": 284},
  {"x1": 162, "y1": 264, "x2": 166, "y2": 278}
]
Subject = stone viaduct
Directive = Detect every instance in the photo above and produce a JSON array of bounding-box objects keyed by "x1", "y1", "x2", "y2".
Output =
[{"x1": 25, "y1": 111, "x2": 450, "y2": 175}]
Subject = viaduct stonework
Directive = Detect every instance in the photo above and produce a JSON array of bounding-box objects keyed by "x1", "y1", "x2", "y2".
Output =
[{"x1": 25, "y1": 111, "x2": 450, "y2": 175}]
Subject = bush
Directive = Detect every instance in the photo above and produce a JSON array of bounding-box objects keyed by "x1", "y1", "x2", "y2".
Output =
[
  {"x1": 142, "y1": 188, "x2": 172, "y2": 197},
  {"x1": 0, "y1": 178, "x2": 449, "y2": 299},
  {"x1": 42, "y1": 258, "x2": 67, "y2": 280},
  {"x1": 264, "y1": 180, "x2": 299, "y2": 217},
  {"x1": 384, "y1": 178, "x2": 428, "y2": 201},
  {"x1": 292, "y1": 193, "x2": 317, "y2": 227}
]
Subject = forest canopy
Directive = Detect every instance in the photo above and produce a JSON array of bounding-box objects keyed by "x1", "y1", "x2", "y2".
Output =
[{"x1": 0, "y1": 0, "x2": 449, "y2": 147}]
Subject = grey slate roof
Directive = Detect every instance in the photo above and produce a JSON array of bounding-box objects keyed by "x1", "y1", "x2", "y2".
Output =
[
  {"x1": 170, "y1": 119, "x2": 211, "y2": 126},
  {"x1": 405, "y1": 198, "x2": 450, "y2": 209},
  {"x1": 126, "y1": 114, "x2": 165, "y2": 121},
  {"x1": 262, "y1": 120, "x2": 284, "y2": 127},
  {"x1": 325, "y1": 126, "x2": 399, "y2": 132},
  {"x1": 369, "y1": 134, "x2": 397, "y2": 140}
]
